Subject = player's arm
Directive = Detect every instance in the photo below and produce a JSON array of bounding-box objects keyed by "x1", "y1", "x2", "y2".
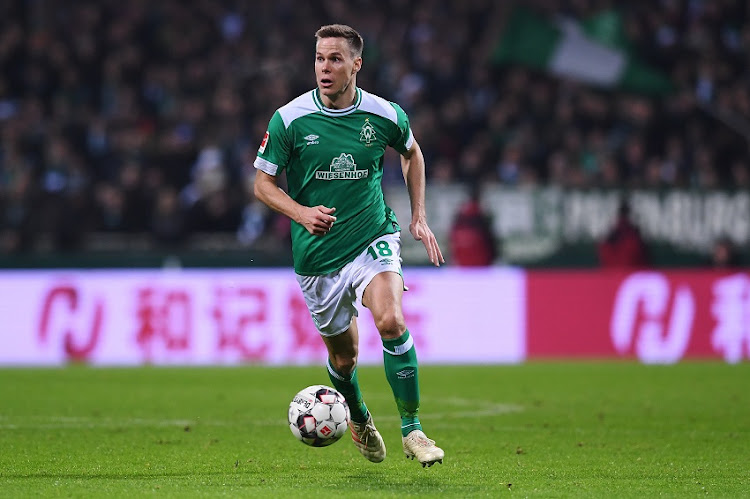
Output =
[
  {"x1": 400, "y1": 139, "x2": 444, "y2": 266},
  {"x1": 253, "y1": 171, "x2": 337, "y2": 236}
]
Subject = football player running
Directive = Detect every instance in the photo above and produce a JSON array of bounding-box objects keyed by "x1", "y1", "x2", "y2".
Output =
[{"x1": 254, "y1": 24, "x2": 444, "y2": 467}]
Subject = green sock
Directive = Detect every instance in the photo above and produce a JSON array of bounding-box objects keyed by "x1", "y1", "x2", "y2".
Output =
[
  {"x1": 327, "y1": 359, "x2": 369, "y2": 424},
  {"x1": 382, "y1": 330, "x2": 422, "y2": 437}
]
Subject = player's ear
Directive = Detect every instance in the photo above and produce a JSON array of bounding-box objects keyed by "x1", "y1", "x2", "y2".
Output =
[{"x1": 352, "y1": 57, "x2": 362, "y2": 74}]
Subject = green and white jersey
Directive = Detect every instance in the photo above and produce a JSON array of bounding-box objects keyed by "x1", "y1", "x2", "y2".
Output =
[{"x1": 254, "y1": 87, "x2": 413, "y2": 276}]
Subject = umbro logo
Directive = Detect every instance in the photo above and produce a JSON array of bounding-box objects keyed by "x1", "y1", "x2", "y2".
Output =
[
  {"x1": 304, "y1": 134, "x2": 320, "y2": 145},
  {"x1": 396, "y1": 368, "x2": 415, "y2": 379},
  {"x1": 380, "y1": 258, "x2": 393, "y2": 265}
]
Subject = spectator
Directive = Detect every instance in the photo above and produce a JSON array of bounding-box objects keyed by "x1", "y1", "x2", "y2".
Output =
[
  {"x1": 187, "y1": 189, "x2": 242, "y2": 233},
  {"x1": 150, "y1": 185, "x2": 187, "y2": 247},
  {"x1": 710, "y1": 237, "x2": 742, "y2": 269},
  {"x1": 449, "y1": 184, "x2": 499, "y2": 266},
  {"x1": 92, "y1": 183, "x2": 127, "y2": 232},
  {"x1": 598, "y1": 200, "x2": 650, "y2": 268}
]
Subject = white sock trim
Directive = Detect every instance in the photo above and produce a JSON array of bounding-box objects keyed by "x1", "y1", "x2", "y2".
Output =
[
  {"x1": 382, "y1": 334, "x2": 414, "y2": 356},
  {"x1": 327, "y1": 360, "x2": 349, "y2": 382}
]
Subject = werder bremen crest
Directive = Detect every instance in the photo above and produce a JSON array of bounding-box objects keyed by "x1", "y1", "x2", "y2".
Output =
[
  {"x1": 315, "y1": 153, "x2": 370, "y2": 180},
  {"x1": 360, "y1": 118, "x2": 377, "y2": 145}
]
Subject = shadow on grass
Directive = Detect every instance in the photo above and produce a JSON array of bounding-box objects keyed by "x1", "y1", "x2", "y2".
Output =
[{"x1": 338, "y1": 467, "x2": 486, "y2": 495}]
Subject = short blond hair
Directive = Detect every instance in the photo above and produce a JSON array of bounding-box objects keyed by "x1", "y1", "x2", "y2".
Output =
[{"x1": 315, "y1": 24, "x2": 364, "y2": 58}]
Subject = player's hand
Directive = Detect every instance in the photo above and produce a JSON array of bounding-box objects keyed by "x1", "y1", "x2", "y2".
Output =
[
  {"x1": 299, "y1": 205, "x2": 337, "y2": 236},
  {"x1": 409, "y1": 218, "x2": 444, "y2": 267}
]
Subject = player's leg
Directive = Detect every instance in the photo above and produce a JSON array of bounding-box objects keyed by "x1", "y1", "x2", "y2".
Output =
[
  {"x1": 322, "y1": 317, "x2": 368, "y2": 424},
  {"x1": 322, "y1": 319, "x2": 386, "y2": 463},
  {"x1": 362, "y1": 271, "x2": 444, "y2": 467},
  {"x1": 297, "y1": 268, "x2": 387, "y2": 464},
  {"x1": 296, "y1": 271, "x2": 371, "y2": 425},
  {"x1": 362, "y1": 271, "x2": 418, "y2": 431}
]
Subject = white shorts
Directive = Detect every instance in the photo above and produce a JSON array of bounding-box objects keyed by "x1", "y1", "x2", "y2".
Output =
[{"x1": 296, "y1": 233, "x2": 404, "y2": 337}]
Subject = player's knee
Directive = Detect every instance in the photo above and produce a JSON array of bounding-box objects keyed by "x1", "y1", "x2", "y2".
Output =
[{"x1": 374, "y1": 311, "x2": 406, "y2": 339}]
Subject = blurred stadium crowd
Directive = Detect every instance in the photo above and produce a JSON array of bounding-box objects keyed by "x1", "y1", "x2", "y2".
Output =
[{"x1": 0, "y1": 0, "x2": 749, "y2": 254}]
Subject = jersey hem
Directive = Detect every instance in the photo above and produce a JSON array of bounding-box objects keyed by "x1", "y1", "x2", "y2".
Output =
[{"x1": 293, "y1": 224, "x2": 398, "y2": 276}]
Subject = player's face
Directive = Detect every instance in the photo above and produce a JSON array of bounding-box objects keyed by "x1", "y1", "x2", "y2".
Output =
[{"x1": 315, "y1": 37, "x2": 361, "y2": 107}]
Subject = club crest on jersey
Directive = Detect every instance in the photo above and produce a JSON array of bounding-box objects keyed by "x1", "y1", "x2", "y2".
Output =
[
  {"x1": 315, "y1": 153, "x2": 369, "y2": 180},
  {"x1": 360, "y1": 118, "x2": 377, "y2": 146}
]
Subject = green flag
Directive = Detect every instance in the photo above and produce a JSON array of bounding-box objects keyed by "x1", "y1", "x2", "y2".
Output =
[{"x1": 493, "y1": 7, "x2": 673, "y2": 96}]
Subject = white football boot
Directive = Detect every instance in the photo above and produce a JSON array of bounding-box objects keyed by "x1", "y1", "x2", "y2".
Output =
[
  {"x1": 348, "y1": 415, "x2": 386, "y2": 463},
  {"x1": 402, "y1": 430, "x2": 444, "y2": 467}
]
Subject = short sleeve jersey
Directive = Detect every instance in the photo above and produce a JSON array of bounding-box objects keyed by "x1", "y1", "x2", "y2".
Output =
[{"x1": 254, "y1": 88, "x2": 414, "y2": 275}]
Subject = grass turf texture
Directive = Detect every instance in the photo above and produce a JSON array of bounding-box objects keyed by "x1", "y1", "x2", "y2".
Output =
[{"x1": 1, "y1": 363, "x2": 748, "y2": 498}]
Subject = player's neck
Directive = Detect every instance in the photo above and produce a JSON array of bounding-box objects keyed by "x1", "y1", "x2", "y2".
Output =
[{"x1": 320, "y1": 83, "x2": 358, "y2": 110}]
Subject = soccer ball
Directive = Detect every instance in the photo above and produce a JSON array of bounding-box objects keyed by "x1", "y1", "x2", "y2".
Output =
[{"x1": 288, "y1": 385, "x2": 350, "y2": 447}]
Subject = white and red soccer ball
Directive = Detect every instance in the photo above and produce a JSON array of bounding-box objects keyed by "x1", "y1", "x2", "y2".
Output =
[{"x1": 288, "y1": 385, "x2": 350, "y2": 447}]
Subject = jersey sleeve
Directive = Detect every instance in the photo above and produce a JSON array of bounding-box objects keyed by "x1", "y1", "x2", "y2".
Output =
[
  {"x1": 253, "y1": 110, "x2": 290, "y2": 176},
  {"x1": 388, "y1": 102, "x2": 414, "y2": 154}
]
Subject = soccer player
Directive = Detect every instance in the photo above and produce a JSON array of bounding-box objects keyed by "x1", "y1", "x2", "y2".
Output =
[{"x1": 253, "y1": 24, "x2": 445, "y2": 467}]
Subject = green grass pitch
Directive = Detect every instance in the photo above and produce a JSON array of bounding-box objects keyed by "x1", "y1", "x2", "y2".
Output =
[{"x1": 1, "y1": 363, "x2": 748, "y2": 498}]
